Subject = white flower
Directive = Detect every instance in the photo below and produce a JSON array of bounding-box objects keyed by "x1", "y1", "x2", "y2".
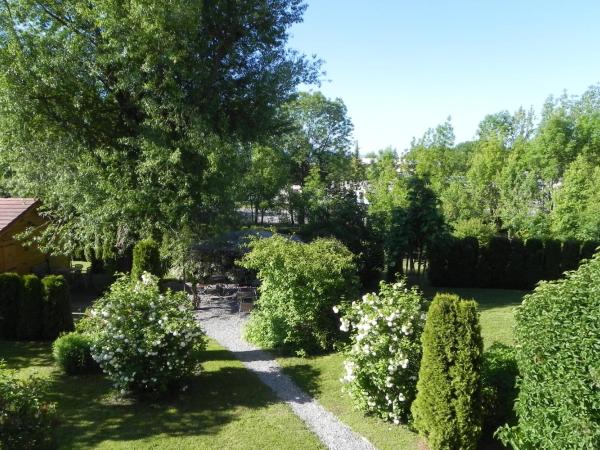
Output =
[
  {"x1": 340, "y1": 319, "x2": 350, "y2": 332},
  {"x1": 398, "y1": 392, "x2": 406, "y2": 402},
  {"x1": 399, "y1": 358, "x2": 409, "y2": 369},
  {"x1": 332, "y1": 305, "x2": 339, "y2": 314},
  {"x1": 141, "y1": 272, "x2": 152, "y2": 285}
]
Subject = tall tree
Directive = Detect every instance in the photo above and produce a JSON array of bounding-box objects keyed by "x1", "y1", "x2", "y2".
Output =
[{"x1": 0, "y1": 0, "x2": 318, "y2": 253}]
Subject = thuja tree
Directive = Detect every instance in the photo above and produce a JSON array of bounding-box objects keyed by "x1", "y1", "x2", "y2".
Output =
[
  {"x1": 412, "y1": 294, "x2": 484, "y2": 450},
  {"x1": 498, "y1": 253, "x2": 600, "y2": 449},
  {"x1": 239, "y1": 235, "x2": 358, "y2": 354},
  {"x1": 0, "y1": 0, "x2": 318, "y2": 254}
]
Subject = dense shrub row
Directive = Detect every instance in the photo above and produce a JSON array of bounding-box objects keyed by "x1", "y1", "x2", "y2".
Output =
[
  {"x1": 429, "y1": 237, "x2": 599, "y2": 289},
  {"x1": 0, "y1": 273, "x2": 73, "y2": 340}
]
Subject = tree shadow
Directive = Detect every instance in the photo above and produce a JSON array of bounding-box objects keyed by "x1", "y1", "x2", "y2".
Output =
[
  {"x1": 0, "y1": 340, "x2": 54, "y2": 369},
  {"x1": 47, "y1": 361, "x2": 281, "y2": 448},
  {"x1": 280, "y1": 363, "x2": 322, "y2": 398}
]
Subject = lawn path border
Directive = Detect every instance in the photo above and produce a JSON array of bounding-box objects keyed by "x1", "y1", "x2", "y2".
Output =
[{"x1": 197, "y1": 296, "x2": 375, "y2": 450}]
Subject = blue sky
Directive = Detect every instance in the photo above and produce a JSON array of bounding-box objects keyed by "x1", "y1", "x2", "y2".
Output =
[{"x1": 288, "y1": 1, "x2": 600, "y2": 154}]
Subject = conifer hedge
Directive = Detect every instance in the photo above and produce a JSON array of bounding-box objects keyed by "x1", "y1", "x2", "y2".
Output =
[
  {"x1": 0, "y1": 273, "x2": 23, "y2": 339},
  {"x1": 412, "y1": 293, "x2": 484, "y2": 450},
  {"x1": 18, "y1": 275, "x2": 44, "y2": 340},
  {"x1": 42, "y1": 275, "x2": 74, "y2": 340},
  {"x1": 428, "y1": 237, "x2": 592, "y2": 289},
  {"x1": 131, "y1": 238, "x2": 162, "y2": 280}
]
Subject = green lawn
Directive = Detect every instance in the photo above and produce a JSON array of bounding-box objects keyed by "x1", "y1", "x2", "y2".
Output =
[
  {"x1": 1, "y1": 340, "x2": 323, "y2": 450},
  {"x1": 277, "y1": 286, "x2": 527, "y2": 450}
]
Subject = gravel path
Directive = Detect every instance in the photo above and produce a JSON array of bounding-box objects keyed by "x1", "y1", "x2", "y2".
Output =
[{"x1": 197, "y1": 296, "x2": 375, "y2": 450}]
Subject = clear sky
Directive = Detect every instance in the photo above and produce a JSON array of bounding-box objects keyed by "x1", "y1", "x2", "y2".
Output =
[{"x1": 288, "y1": 0, "x2": 600, "y2": 154}]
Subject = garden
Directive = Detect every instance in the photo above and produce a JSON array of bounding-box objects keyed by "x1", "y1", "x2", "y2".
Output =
[{"x1": 1, "y1": 1, "x2": 600, "y2": 449}]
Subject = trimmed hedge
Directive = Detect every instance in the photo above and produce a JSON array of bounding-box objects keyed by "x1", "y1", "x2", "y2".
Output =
[
  {"x1": 543, "y1": 239, "x2": 562, "y2": 281},
  {"x1": 560, "y1": 240, "x2": 580, "y2": 272},
  {"x1": 580, "y1": 240, "x2": 599, "y2": 260},
  {"x1": 17, "y1": 275, "x2": 44, "y2": 340},
  {"x1": 53, "y1": 332, "x2": 100, "y2": 375},
  {"x1": 42, "y1": 275, "x2": 74, "y2": 340},
  {"x1": 412, "y1": 294, "x2": 484, "y2": 450},
  {"x1": 131, "y1": 238, "x2": 162, "y2": 280},
  {"x1": 429, "y1": 237, "x2": 592, "y2": 289},
  {"x1": 488, "y1": 237, "x2": 511, "y2": 288},
  {"x1": 0, "y1": 273, "x2": 23, "y2": 339},
  {"x1": 524, "y1": 238, "x2": 544, "y2": 289},
  {"x1": 498, "y1": 253, "x2": 600, "y2": 449},
  {"x1": 506, "y1": 239, "x2": 527, "y2": 290}
]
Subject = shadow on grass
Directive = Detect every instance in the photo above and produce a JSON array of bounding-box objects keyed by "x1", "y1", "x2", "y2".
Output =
[
  {"x1": 280, "y1": 363, "x2": 322, "y2": 398},
  {"x1": 0, "y1": 340, "x2": 54, "y2": 369},
  {"x1": 37, "y1": 347, "x2": 283, "y2": 448},
  {"x1": 419, "y1": 286, "x2": 526, "y2": 311}
]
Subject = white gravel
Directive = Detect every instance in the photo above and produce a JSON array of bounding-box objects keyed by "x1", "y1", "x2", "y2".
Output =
[{"x1": 197, "y1": 296, "x2": 375, "y2": 450}]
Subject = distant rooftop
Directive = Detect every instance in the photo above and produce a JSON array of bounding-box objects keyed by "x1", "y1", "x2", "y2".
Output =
[{"x1": 0, "y1": 198, "x2": 38, "y2": 234}]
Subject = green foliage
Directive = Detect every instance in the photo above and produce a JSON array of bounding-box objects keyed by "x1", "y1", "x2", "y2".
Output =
[
  {"x1": 543, "y1": 239, "x2": 562, "y2": 280},
  {"x1": 336, "y1": 280, "x2": 428, "y2": 423},
  {"x1": 481, "y1": 343, "x2": 518, "y2": 438},
  {"x1": 0, "y1": 0, "x2": 317, "y2": 254},
  {"x1": 53, "y1": 332, "x2": 100, "y2": 375},
  {"x1": 131, "y1": 239, "x2": 162, "y2": 280},
  {"x1": 239, "y1": 236, "x2": 359, "y2": 354},
  {"x1": 412, "y1": 294, "x2": 484, "y2": 450},
  {"x1": 87, "y1": 274, "x2": 206, "y2": 394},
  {"x1": 476, "y1": 246, "x2": 493, "y2": 288},
  {"x1": 17, "y1": 275, "x2": 44, "y2": 340},
  {"x1": 0, "y1": 273, "x2": 23, "y2": 339},
  {"x1": 42, "y1": 275, "x2": 74, "y2": 340},
  {"x1": 498, "y1": 253, "x2": 600, "y2": 449},
  {"x1": 0, "y1": 362, "x2": 58, "y2": 450}
]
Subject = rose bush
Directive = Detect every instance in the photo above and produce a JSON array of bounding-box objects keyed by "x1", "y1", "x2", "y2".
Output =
[
  {"x1": 86, "y1": 273, "x2": 206, "y2": 395},
  {"x1": 336, "y1": 280, "x2": 428, "y2": 424}
]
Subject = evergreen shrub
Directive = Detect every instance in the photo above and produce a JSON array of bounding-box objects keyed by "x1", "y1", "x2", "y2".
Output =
[
  {"x1": 524, "y1": 239, "x2": 544, "y2": 289},
  {"x1": 42, "y1": 275, "x2": 74, "y2": 340},
  {"x1": 580, "y1": 240, "x2": 598, "y2": 261},
  {"x1": 560, "y1": 239, "x2": 580, "y2": 272},
  {"x1": 543, "y1": 239, "x2": 562, "y2": 280},
  {"x1": 131, "y1": 239, "x2": 162, "y2": 280},
  {"x1": 53, "y1": 332, "x2": 100, "y2": 375},
  {"x1": 412, "y1": 294, "x2": 484, "y2": 450},
  {"x1": 477, "y1": 247, "x2": 493, "y2": 288},
  {"x1": 0, "y1": 273, "x2": 23, "y2": 339},
  {"x1": 17, "y1": 275, "x2": 44, "y2": 340},
  {"x1": 488, "y1": 237, "x2": 511, "y2": 288},
  {"x1": 506, "y1": 239, "x2": 527, "y2": 289}
]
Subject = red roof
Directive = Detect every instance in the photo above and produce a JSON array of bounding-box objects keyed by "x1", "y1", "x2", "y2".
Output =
[{"x1": 0, "y1": 198, "x2": 39, "y2": 235}]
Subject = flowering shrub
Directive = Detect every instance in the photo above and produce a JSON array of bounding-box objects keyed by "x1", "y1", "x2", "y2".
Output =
[
  {"x1": 87, "y1": 273, "x2": 206, "y2": 395},
  {"x1": 0, "y1": 362, "x2": 58, "y2": 450},
  {"x1": 336, "y1": 280, "x2": 428, "y2": 424}
]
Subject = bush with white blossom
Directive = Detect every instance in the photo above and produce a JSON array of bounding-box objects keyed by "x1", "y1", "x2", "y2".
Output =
[
  {"x1": 335, "y1": 279, "x2": 428, "y2": 424},
  {"x1": 87, "y1": 273, "x2": 206, "y2": 395}
]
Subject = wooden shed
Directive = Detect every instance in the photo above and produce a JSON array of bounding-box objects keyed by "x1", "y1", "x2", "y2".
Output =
[{"x1": 0, "y1": 198, "x2": 69, "y2": 274}]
